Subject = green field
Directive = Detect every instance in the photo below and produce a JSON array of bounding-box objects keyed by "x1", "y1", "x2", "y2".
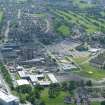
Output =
[
  {"x1": 41, "y1": 89, "x2": 74, "y2": 105},
  {"x1": 73, "y1": 56, "x2": 89, "y2": 64},
  {"x1": 41, "y1": 89, "x2": 100, "y2": 105},
  {"x1": 76, "y1": 62, "x2": 105, "y2": 80},
  {"x1": 72, "y1": 0, "x2": 96, "y2": 9},
  {"x1": 53, "y1": 10, "x2": 105, "y2": 33},
  {"x1": 57, "y1": 25, "x2": 70, "y2": 36},
  {"x1": 92, "y1": 102, "x2": 101, "y2": 105}
]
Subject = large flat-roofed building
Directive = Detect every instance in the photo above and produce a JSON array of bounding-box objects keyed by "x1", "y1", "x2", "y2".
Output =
[
  {"x1": 18, "y1": 71, "x2": 29, "y2": 79},
  {"x1": 47, "y1": 73, "x2": 58, "y2": 83},
  {"x1": 16, "y1": 79, "x2": 30, "y2": 86},
  {"x1": 0, "y1": 90, "x2": 19, "y2": 105},
  {"x1": 29, "y1": 75, "x2": 38, "y2": 85}
]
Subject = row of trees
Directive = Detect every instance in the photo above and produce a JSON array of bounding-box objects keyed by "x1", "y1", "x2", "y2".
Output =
[
  {"x1": 0, "y1": 64, "x2": 13, "y2": 89},
  {"x1": 15, "y1": 84, "x2": 45, "y2": 105}
]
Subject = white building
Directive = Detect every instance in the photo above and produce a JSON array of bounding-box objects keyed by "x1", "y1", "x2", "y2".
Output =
[
  {"x1": 62, "y1": 63, "x2": 77, "y2": 71},
  {"x1": 38, "y1": 81, "x2": 51, "y2": 86},
  {"x1": 18, "y1": 71, "x2": 29, "y2": 79},
  {"x1": 29, "y1": 75, "x2": 38, "y2": 85},
  {"x1": 0, "y1": 90, "x2": 19, "y2": 105},
  {"x1": 16, "y1": 79, "x2": 30, "y2": 86},
  {"x1": 47, "y1": 73, "x2": 58, "y2": 83},
  {"x1": 88, "y1": 48, "x2": 100, "y2": 53},
  {"x1": 16, "y1": 66, "x2": 24, "y2": 71}
]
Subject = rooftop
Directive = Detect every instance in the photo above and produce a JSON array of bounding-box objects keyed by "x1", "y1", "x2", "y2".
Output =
[
  {"x1": 29, "y1": 75, "x2": 38, "y2": 82},
  {"x1": 38, "y1": 81, "x2": 51, "y2": 86},
  {"x1": 18, "y1": 71, "x2": 27, "y2": 78},
  {"x1": 16, "y1": 79, "x2": 30, "y2": 86},
  {"x1": 47, "y1": 73, "x2": 58, "y2": 83},
  {"x1": 0, "y1": 90, "x2": 19, "y2": 103}
]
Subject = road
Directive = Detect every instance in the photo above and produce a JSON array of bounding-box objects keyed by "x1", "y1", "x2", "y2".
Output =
[
  {"x1": 17, "y1": 9, "x2": 21, "y2": 25},
  {"x1": 45, "y1": 18, "x2": 50, "y2": 33},
  {"x1": 4, "y1": 20, "x2": 10, "y2": 42},
  {"x1": 18, "y1": 9, "x2": 21, "y2": 19}
]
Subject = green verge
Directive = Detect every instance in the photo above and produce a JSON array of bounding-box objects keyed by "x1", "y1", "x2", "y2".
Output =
[
  {"x1": 0, "y1": 11, "x2": 3, "y2": 23},
  {"x1": 91, "y1": 101, "x2": 101, "y2": 105},
  {"x1": 0, "y1": 64, "x2": 13, "y2": 89},
  {"x1": 76, "y1": 62, "x2": 105, "y2": 80},
  {"x1": 41, "y1": 89, "x2": 74, "y2": 105}
]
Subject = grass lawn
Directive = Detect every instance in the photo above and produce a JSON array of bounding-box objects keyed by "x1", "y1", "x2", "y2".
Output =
[
  {"x1": 41, "y1": 89, "x2": 75, "y2": 105},
  {"x1": 57, "y1": 25, "x2": 70, "y2": 36},
  {"x1": 55, "y1": 10, "x2": 98, "y2": 33},
  {"x1": 41, "y1": 89, "x2": 100, "y2": 105},
  {"x1": 100, "y1": 11, "x2": 105, "y2": 17},
  {"x1": 15, "y1": 73, "x2": 20, "y2": 80},
  {"x1": 77, "y1": 62, "x2": 105, "y2": 80},
  {"x1": 92, "y1": 102, "x2": 100, "y2": 105},
  {"x1": 53, "y1": 9, "x2": 105, "y2": 33},
  {"x1": 73, "y1": 56, "x2": 89, "y2": 64}
]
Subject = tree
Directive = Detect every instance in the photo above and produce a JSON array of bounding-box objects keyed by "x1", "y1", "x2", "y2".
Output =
[
  {"x1": 35, "y1": 84, "x2": 44, "y2": 91},
  {"x1": 27, "y1": 94, "x2": 36, "y2": 104},
  {"x1": 48, "y1": 87, "x2": 55, "y2": 98},
  {"x1": 101, "y1": 89, "x2": 105, "y2": 98},
  {"x1": 33, "y1": 90, "x2": 40, "y2": 99},
  {"x1": 62, "y1": 82, "x2": 68, "y2": 91},
  {"x1": 68, "y1": 81, "x2": 77, "y2": 95},
  {"x1": 27, "y1": 87, "x2": 41, "y2": 104},
  {"x1": 86, "y1": 80, "x2": 92, "y2": 86},
  {"x1": 69, "y1": 81, "x2": 77, "y2": 92},
  {"x1": 48, "y1": 83, "x2": 61, "y2": 98},
  {"x1": 101, "y1": 101, "x2": 105, "y2": 105},
  {"x1": 79, "y1": 80, "x2": 85, "y2": 87},
  {"x1": 16, "y1": 85, "x2": 32, "y2": 94},
  {"x1": 40, "y1": 101, "x2": 46, "y2": 105},
  {"x1": 0, "y1": 64, "x2": 13, "y2": 89},
  {"x1": 19, "y1": 94, "x2": 26, "y2": 103}
]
